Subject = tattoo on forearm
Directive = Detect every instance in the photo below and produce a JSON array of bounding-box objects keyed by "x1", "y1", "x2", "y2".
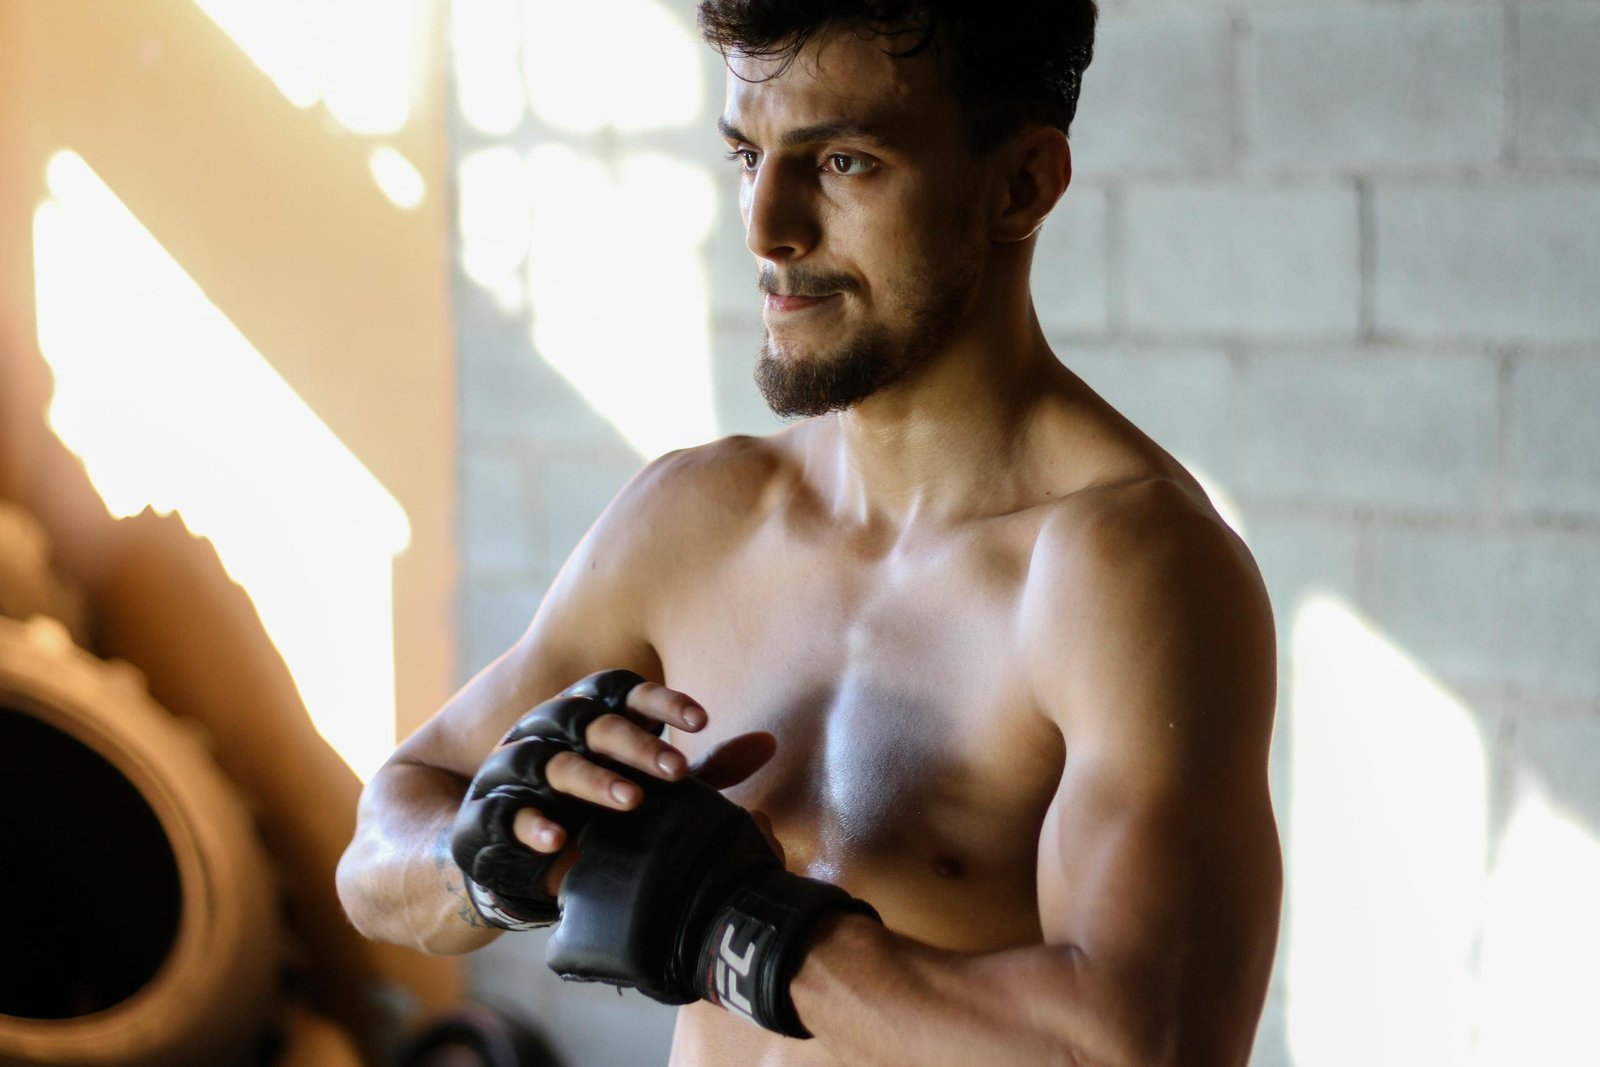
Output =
[{"x1": 436, "y1": 825, "x2": 492, "y2": 928}]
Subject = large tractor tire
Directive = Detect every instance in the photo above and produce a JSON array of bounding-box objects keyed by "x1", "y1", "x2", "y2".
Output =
[
  {"x1": 0, "y1": 614, "x2": 280, "y2": 1067},
  {"x1": 0, "y1": 500, "x2": 87, "y2": 642}
]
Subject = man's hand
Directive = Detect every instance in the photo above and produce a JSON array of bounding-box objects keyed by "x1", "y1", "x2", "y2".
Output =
[
  {"x1": 447, "y1": 669, "x2": 705, "y2": 928},
  {"x1": 544, "y1": 763, "x2": 880, "y2": 1039}
]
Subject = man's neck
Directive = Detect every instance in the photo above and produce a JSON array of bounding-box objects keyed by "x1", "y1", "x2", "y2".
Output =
[{"x1": 801, "y1": 308, "x2": 1076, "y2": 533}]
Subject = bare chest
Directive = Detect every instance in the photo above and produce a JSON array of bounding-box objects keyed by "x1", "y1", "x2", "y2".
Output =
[{"x1": 653, "y1": 520, "x2": 1064, "y2": 949}]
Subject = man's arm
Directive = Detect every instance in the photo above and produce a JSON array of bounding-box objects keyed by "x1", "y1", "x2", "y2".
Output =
[
  {"x1": 788, "y1": 481, "x2": 1282, "y2": 1066},
  {"x1": 336, "y1": 453, "x2": 708, "y2": 954}
]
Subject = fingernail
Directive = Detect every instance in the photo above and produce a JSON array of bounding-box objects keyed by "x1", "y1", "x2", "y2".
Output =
[
  {"x1": 657, "y1": 751, "x2": 684, "y2": 777},
  {"x1": 682, "y1": 706, "x2": 705, "y2": 730},
  {"x1": 537, "y1": 828, "x2": 559, "y2": 849},
  {"x1": 611, "y1": 781, "x2": 640, "y2": 806}
]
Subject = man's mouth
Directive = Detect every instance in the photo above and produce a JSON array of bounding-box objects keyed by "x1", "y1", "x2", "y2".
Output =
[
  {"x1": 757, "y1": 265, "x2": 853, "y2": 315},
  {"x1": 764, "y1": 292, "x2": 841, "y2": 313}
]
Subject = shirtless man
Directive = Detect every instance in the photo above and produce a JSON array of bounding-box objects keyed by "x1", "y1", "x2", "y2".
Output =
[{"x1": 338, "y1": 3, "x2": 1282, "y2": 1064}]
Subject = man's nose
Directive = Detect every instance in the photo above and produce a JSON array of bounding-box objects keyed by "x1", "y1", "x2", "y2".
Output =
[{"x1": 742, "y1": 163, "x2": 818, "y2": 264}]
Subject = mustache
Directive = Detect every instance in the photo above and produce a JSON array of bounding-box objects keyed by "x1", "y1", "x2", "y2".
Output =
[{"x1": 758, "y1": 266, "x2": 857, "y2": 298}]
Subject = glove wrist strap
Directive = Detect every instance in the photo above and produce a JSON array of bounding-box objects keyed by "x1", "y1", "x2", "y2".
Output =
[
  {"x1": 695, "y1": 871, "x2": 881, "y2": 1039},
  {"x1": 467, "y1": 877, "x2": 556, "y2": 931}
]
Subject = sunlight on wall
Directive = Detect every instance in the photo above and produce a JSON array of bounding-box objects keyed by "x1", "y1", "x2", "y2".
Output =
[
  {"x1": 450, "y1": 0, "x2": 526, "y2": 137},
  {"x1": 1478, "y1": 780, "x2": 1600, "y2": 1066},
  {"x1": 190, "y1": 0, "x2": 319, "y2": 109},
  {"x1": 369, "y1": 145, "x2": 426, "y2": 210},
  {"x1": 1286, "y1": 595, "x2": 1486, "y2": 1066},
  {"x1": 522, "y1": 0, "x2": 703, "y2": 134},
  {"x1": 452, "y1": 0, "x2": 719, "y2": 460},
  {"x1": 317, "y1": 0, "x2": 423, "y2": 135},
  {"x1": 457, "y1": 146, "x2": 531, "y2": 313},
  {"x1": 523, "y1": 143, "x2": 718, "y2": 458},
  {"x1": 32, "y1": 150, "x2": 410, "y2": 782},
  {"x1": 191, "y1": 0, "x2": 424, "y2": 134},
  {"x1": 191, "y1": 0, "x2": 430, "y2": 207}
]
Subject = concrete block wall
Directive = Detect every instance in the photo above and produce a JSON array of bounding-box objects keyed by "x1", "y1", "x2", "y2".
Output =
[
  {"x1": 1066, "y1": 3, "x2": 1600, "y2": 1063},
  {"x1": 449, "y1": 2, "x2": 1600, "y2": 1063}
]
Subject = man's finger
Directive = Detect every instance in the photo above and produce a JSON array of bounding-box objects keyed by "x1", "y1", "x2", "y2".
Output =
[
  {"x1": 544, "y1": 750, "x2": 644, "y2": 809},
  {"x1": 512, "y1": 808, "x2": 567, "y2": 853},
  {"x1": 692, "y1": 731, "x2": 778, "y2": 790},
  {"x1": 625, "y1": 681, "x2": 707, "y2": 732},
  {"x1": 585, "y1": 712, "x2": 690, "y2": 780}
]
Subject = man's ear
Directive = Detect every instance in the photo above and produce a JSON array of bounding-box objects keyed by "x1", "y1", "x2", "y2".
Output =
[{"x1": 990, "y1": 126, "x2": 1072, "y2": 243}]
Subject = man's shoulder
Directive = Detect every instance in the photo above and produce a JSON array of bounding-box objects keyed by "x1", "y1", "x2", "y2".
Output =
[
  {"x1": 1023, "y1": 467, "x2": 1224, "y2": 563},
  {"x1": 623, "y1": 431, "x2": 795, "y2": 518},
  {"x1": 1022, "y1": 474, "x2": 1274, "y2": 683},
  {"x1": 1017, "y1": 473, "x2": 1277, "y2": 785},
  {"x1": 1041, "y1": 474, "x2": 1241, "y2": 566},
  {"x1": 592, "y1": 431, "x2": 801, "y2": 563}
]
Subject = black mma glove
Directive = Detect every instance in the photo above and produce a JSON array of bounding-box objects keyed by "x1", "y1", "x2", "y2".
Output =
[
  {"x1": 545, "y1": 772, "x2": 881, "y2": 1039},
  {"x1": 449, "y1": 669, "x2": 653, "y2": 929}
]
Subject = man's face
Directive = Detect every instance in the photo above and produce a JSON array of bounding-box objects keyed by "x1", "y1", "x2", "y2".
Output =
[{"x1": 719, "y1": 28, "x2": 990, "y2": 417}]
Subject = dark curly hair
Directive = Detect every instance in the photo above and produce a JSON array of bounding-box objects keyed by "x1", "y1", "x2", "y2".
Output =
[{"x1": 697, "y1": 0, "x2": 1098, "y2": 152}]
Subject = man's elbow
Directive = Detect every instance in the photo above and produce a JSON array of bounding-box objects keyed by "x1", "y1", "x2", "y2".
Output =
[
  {"x1": 1063, "y1": 1030, "x2": 1248, "y2": 1067},
  {"x1": 1024, "y1": 951, "x2": 1259, "y2": 1067},
  {"x1": 1119, "y1": 1012, "x2": 1262, "y2": 1067},
  {"x1": 333, "y1": 837, "x2": 385, "y2": 944}
]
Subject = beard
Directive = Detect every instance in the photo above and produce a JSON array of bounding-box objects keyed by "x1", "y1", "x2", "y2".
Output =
[{"x1": 754, "y1": 255, "x2": 980, "y2": 419}]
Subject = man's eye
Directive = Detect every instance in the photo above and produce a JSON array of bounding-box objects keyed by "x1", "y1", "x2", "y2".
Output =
[
  {"x1": 826, "y1": 154, "x2": 872, "y2": 176},
  {"x1": 724, "y1": 149, "x2": 758, "y2": 171}
]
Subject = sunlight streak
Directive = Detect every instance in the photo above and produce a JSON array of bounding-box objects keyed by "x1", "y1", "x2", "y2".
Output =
[
  {"x1": 191, "y1": 0, "x2": 425, "y2": 136},
  {"x1": 450, "y1": 0, "x2": 719, "y2": 459},
  {"x1": 1286, "y1": 594, "x2": 1486, "y2": 1066},
  {"x1": 451, "y1": 0, "x2": 526, "y2": 136},
  {"x1": 1477, "y1": 781, "x2": 1600, "y2": 1065},
  {"x1": 522, "y1": 144, "x2": 718, "y2": 458},
  {"x1": 521, "y1": 0, "x2": 703, "y2": 134},
  {"x1": 33, "y1": 150, "x2": 409, "y2": 782},
  {"x1": 457, "y1": 146, "x2": 531, "y2": 314},
  {"x1": 369, "y1": 146, "x2": 427, "y2": 210}
]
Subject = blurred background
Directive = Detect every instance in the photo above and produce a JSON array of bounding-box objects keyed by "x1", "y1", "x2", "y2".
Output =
[{"x1": 1, "y1": 0, "x2": 1596, "y2": 1065}]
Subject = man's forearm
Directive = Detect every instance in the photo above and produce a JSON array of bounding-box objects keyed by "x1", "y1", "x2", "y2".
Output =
[
  {"x1": 790, "y1": 915, "x2": 1162, "y2": 1067},
  {"x1": 336, "y1": 762, "x2": 501, "y2": 955}
]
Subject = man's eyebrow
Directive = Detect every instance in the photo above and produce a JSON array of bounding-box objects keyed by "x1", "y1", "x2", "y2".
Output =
[{"x1": 717, "y1": 115, "x2": 903, "y2": 149}]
